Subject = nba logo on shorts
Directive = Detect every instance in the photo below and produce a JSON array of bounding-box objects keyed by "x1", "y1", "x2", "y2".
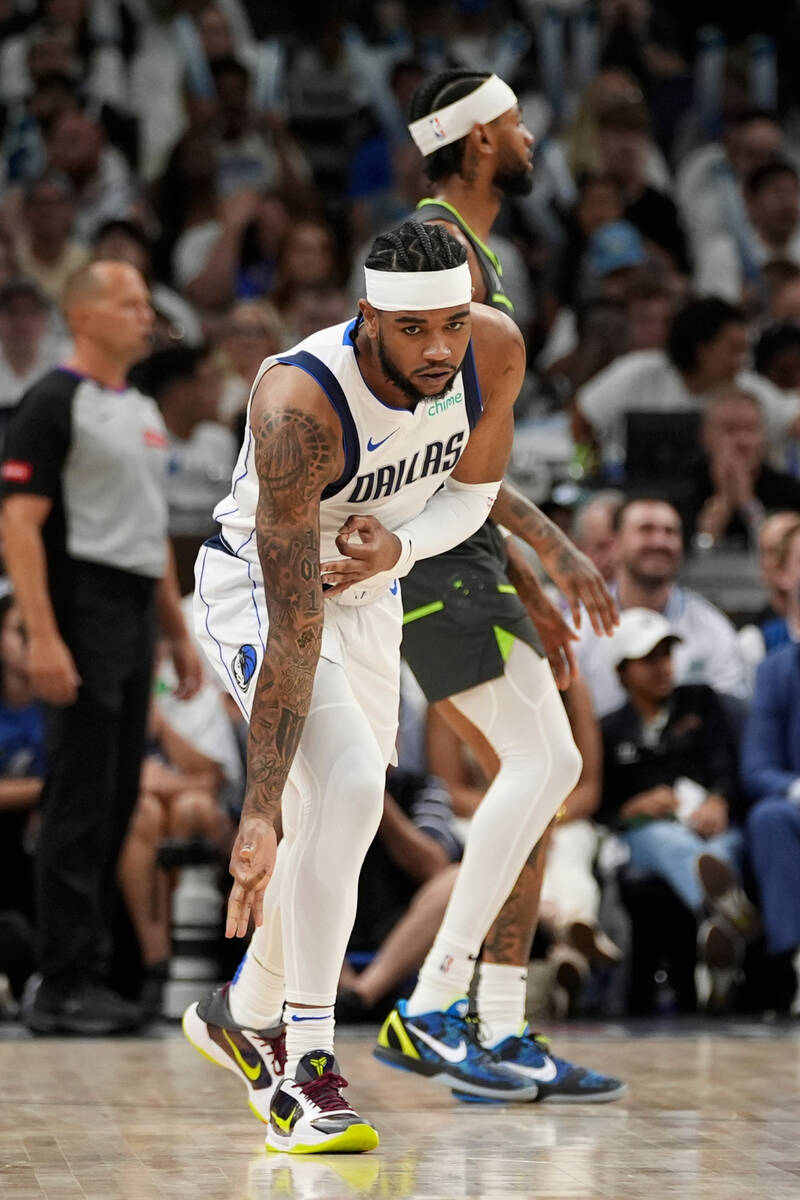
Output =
[
  {"x1": 232, "y1": 644, "x2": 257, "y2": 692},
  {"x1": 430, "y1": 115, "x2": 447, "y2": 141}
]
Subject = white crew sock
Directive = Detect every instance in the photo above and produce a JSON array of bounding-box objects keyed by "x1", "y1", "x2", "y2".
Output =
[
  {"x1": 284, "y1": 1004, "x2": 335, "y2": 1078},
  {"x1": 476, "y1": 962, "x2": 528, "y2": 1046},
  {"x1": 228, "y1": 949, "x2": 284, "y2": 1030},
  {"x1": 405, "y1": 933, "x2": 477, "y2": 1016}
]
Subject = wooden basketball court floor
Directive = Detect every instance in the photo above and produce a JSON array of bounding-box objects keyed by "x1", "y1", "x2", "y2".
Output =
[{"x1": 1, "y1": 1021, "x2": 799, "y2": 1199}]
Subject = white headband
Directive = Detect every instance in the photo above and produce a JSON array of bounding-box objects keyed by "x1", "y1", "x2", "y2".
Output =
[
  {"x1": 408, "y1": 74, "x2": 518, "y2": 157},
  {"x1": 364, "y1": 263, "x2": 472, "y2": 312}
]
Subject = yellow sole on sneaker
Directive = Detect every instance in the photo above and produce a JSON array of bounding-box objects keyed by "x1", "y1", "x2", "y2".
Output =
[{"x1": 266, "y1": 1124, "x2": 380, "y2": 1155}]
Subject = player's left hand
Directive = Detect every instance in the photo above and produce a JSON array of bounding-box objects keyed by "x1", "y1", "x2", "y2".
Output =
[
  {"x1": 320, "y1": 515, "x2": 402, "y2": 596},
  {"x1": 168, "y1": 632, "x2": 203, "y2": 700},
  {"x1": 538, "y1": 542, "x2": 618, "y2": 637}
]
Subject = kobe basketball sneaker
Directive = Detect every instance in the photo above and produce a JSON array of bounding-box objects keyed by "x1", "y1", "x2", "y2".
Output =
[
  {"x1": 374, "y1": 998, "x2": 538, "y2": 1100},
  {"x1": 266, "y1": 1051, "x2": 379, "y2": 1154},
  {"x1": 182, "y1": 983, "x2": 285, "y2": 1121},
  {"x1": 452, "y1": 1028, "x2": 628, "y2": 1104}
]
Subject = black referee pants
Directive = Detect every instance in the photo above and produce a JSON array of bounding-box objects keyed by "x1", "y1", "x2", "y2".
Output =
[{"x1": 37, "y1": 564, "x2": 156, "y2": 990}]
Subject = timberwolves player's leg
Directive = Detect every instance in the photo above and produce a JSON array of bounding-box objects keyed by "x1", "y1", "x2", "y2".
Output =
[{"x1": 375, "y1": 528, "x2": 627, "y2": 1103}]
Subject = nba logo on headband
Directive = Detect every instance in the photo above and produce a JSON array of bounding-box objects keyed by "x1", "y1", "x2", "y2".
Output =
[{"x1": 430, "y1": 115, "x2": 447, "y2": 142}]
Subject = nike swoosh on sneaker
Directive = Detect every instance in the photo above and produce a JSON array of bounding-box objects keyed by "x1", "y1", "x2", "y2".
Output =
[
  {"x1": 222, "y1": 1029, "x2": 262, "y2": 1081},
  {"x1": 405, "y1": 1022, "x2": 468, "y2": 1064},
  {"x1": 505, "y1": 1054, "x2": 559, "y2": 1082},
  {"x1": 367, "y1": 430, "x2": 398, "y2": 451}
]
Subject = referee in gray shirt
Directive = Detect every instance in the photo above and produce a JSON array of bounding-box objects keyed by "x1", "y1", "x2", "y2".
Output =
[{"x1": 1, "y1": 262, "x2": 202, "y2": 1034}]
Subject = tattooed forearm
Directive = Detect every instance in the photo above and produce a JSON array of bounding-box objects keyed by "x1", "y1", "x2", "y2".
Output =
[
  {"x1": 243, "y1": 404, "x2": 337, "y2": 822},
  {"x1": 491, "y1": 479, "x2": 568, "y2": 558}
]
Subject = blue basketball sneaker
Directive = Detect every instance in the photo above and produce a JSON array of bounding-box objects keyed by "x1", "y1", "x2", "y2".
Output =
[
  {"x1": 452, "y1": 1028, "x2": 627, "y2": 1104},
  {"x1": 374, "y1": 999, "x2": 538, "y2": 1100}
]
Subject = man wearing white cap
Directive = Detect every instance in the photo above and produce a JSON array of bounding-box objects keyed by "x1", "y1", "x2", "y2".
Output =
[
  {"x1": 377, "y1": 70, "x2": 625, "y2": 1104},
  {"x1": 601, "y1": 607, "x2": 757, "y2": 973},
  {"x1": 181, "y1": 219, "x2": 554, "y2": 1152}
]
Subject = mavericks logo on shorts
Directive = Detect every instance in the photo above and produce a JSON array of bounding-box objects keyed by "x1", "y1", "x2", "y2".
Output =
[{"x1": 232, "y1": 644, "x2": 257, "y2": 692}]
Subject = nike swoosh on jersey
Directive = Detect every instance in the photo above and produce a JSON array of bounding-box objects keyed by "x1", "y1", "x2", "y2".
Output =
[
  {"x1": 367, "y1": 430, "x2": 399, "y2": 451},
  {"x1": 405, "y1": 1022, "x2": 468, "y2": 1064},
  {"x1": 222, "y1": 1029, "x2": 262, "y2": 1081}
]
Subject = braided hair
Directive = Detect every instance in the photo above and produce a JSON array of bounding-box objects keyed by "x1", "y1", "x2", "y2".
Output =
[
  {"x1": 365, "y1": 220, "x2": 466, "y2": 273},
  {"x1": 408, "y1": 69, "x2": 491, "y2": 180}
]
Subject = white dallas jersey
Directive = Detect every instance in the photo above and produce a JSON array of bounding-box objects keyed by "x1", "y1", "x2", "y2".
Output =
[{"x1": 212, "y1": 316, "x2": 483, "y2": 602}]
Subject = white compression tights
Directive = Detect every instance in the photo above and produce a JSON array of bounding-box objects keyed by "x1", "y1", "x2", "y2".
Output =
[
  {"x1": 410, "y1": 640, "x2": 582, "y2": 1008},
  {"x1": 230, "y1": 654, "x2": 387, "y2": 1016}
]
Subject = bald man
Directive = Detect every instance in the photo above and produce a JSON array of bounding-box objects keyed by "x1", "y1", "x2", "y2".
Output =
[{"x1": 1, "y1": 261, "x2": 202, "y2": 1034}]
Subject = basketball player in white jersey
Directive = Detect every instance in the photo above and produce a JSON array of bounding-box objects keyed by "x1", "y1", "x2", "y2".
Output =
[{"x1": 183, "y1": 221, "x2": 548, "y2": 1154}]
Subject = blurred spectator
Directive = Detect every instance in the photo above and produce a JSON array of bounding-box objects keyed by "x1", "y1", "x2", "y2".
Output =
[
  {"x1": 13, "y1": 171, "x2": 88, "y2": 306},
  {"x1": 540, "y1": 223, "x2": 643, "y2": 373},
  {"x1": 43, "y1": 108, "x2": 137, "y2": 244},
  {"x1": 562, "y1": 69, "x2": 672, "y2": 192},
  {"x1": 545, "y1": 296, "x2": 631, "y2": 397},
  {"x1": 624, "y1": 276, "x2": 674, "y2": 351},
  {"x1": 128, "y1": 344, "x2": 236, "y2": 594},
  {"x1": 601, "y1": 608, "x2": 757, "y2": 977},
  {"x1": 754, "y1": 322, "x2": 800, "y2": 394},
  {"x1": 571, "y1": 491, "x2": 624, "y2": 584},
  {"x1": 1, "y1": 261, "x2": 201, "y2": 1035},
  {"x1": 0, "y1": 279, "x2": 64, "y2": 447},
  {"x1": 696, "y1": 160, "x2": 800, "y2": 305},
  {"x1": 92, "y1": 218, "x2": 203, "y2": 346},
  {"x1": 573, "y1": 297, "x2": 800, "y2": 476},
  {"x1": 271, "y1": 216, "x2": 341, "y2": 310},
  {"x1": 282, "y1": 283, "x2": 351, "y2": 344},
  {"x1": 756, "y1": 513, "x2": 800, "y2": 651},
  {"x1": 336, "y1": 768, "x2": 462, "y2": 1022},
  {"x1": 0, "y1": 594, "x2": 44, "y2": 1004},
  {"x1": 689, "y1": 390, "x2": 800, "y2": 551},
  {"x1": 594, "y1": 97, "x2": 689, "y2": 274},
  {"x1": 551, "y1": 173, "x2": 624, "y2": 310},
  {"x1": 538, "y1": 676, "x2": 622, "y2": 1014},
  {"x1": 216, "y1": 299, "x2": 287, "y2": 425},
  {"x1": 210, "y1": 56, "x2": 312, "y2": 200},
  {"x1": 742, "y1": 530, "x2": 800, "y2": 1011},
  {"x1": 118, "y1": 649, "x2": 238, "y2": 1007},
  {"x1": 676, "y1": 108, "x2": 783, "y2": 253},
  {"x1": 770, "y1": 271, "x2": 800, "y2": 326},
  {"x1": 576, "y1": 497, "x2": 750, "y2": 717}
]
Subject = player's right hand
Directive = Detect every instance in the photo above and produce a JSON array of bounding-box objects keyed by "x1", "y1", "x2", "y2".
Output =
[
  {"x1": 28, "y1": 632, "x2": 81, "y2": 706},
  {"x1": 320, "y1": 514, "x2": 402, "y2": 595},
  {"x1": 226, "y1": 813, "x2": 278, "y2": 938}
]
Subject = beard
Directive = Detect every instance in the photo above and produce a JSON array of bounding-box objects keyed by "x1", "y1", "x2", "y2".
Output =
[
  {"x1": 494, "y1": 155, "x2": 534, "y2": 198},
  {"x1": 377, "y1": 330, "x2": 461, "y2": 404}
]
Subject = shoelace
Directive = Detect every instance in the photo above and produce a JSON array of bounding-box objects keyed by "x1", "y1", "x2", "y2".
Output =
[
  {"x1": 255, "y1": 1030, "x2": 287, "y2": 1074},
  {"x1": 302, "y1": 1072, "x2": 351, "y2": 1112}
]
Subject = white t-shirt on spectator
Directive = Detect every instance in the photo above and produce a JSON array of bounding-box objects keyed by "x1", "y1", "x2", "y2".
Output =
[
  {"x1": 0, "y1": 336, "x2": 70, "y2": 409},
  {"x1": 695, "y1": 226, "x2": 800, "y2": 302},
  {"x1": 576, "y1": 350, "x2": 800, "y2": 470},
  {"x1": 172, "y1": 221, "x2": 221, "y2": 293},
  {"x1": 166, "y1": 421, "x2": 238, "y2": 537},
  {"x1": 576, "y1": 585, "x2": 751, "y2": 719},
  {"x1": 155, "y1": 657, "x2": 242, "y2": 791}
]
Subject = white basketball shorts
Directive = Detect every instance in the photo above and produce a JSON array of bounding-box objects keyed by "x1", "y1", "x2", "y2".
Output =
[{"x1": 193, "y1": 539, "x2": 403, "y2": 766}]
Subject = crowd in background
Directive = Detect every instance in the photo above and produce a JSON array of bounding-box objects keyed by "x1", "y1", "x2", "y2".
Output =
[{"x1": 1, "y1": 0, "x2": 800, "y2": 1024}]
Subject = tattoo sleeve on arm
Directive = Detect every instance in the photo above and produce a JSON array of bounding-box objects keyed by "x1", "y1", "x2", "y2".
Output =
[
  {"x1": 491, "y1": 479, "x2": 570, "y2": 562},
  {"x1": 245, "y1": 406, "x2": 337, "y2": 821}
]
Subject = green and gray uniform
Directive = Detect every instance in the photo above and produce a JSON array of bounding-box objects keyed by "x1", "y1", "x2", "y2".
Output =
[{"x1": 402, "y1": 199, "x2": 542, "y2": 704}]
